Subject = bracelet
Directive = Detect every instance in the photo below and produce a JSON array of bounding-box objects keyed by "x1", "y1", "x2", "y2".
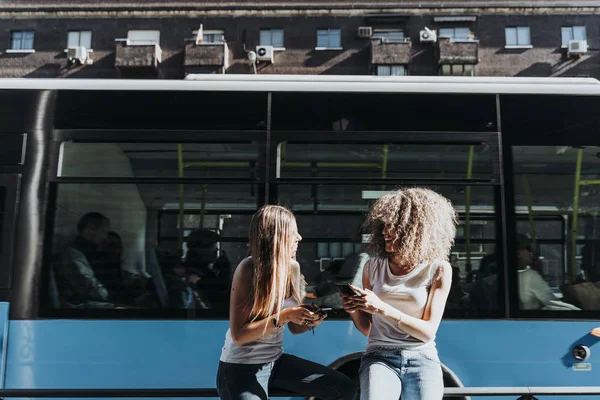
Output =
[
  {"x1": 396, "y1": 313, "x2": 404, "y2": 328},
  {"x1": 272, "y1": 317, "x2": 282, "y2": 329}
]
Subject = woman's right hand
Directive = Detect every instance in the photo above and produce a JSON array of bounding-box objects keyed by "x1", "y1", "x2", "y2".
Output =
[
  {"x1": 341, "y1": 294, "x2": 361, "y2": 314},
  {"x1": 283, "y1": 305, "x2": 320, "y2": 326}
]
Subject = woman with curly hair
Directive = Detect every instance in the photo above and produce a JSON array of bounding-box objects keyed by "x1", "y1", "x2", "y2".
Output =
[{"x1": 341, "y1": 187, "x2": 457, "y2": 400}]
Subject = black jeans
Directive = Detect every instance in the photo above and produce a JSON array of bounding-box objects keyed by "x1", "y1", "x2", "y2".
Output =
[{"x1": 217, "y1": 354, "x2": 357, "y2": 400}]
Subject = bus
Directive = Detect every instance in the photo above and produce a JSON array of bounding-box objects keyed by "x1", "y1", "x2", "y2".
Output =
[{"x1": 0, "y1": 75, "x2": 599, "y2": 400}]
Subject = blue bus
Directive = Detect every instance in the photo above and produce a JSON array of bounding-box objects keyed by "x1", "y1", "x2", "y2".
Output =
[{"x1": 0, "y1": 75, "x2": 599, "y2": 400}]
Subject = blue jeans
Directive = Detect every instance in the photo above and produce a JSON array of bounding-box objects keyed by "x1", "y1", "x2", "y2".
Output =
[
  {"x1": 217, "y1": 353, "x2": 357, "y2": 400},
  {"x1": 359, "y1": 347, "x2": 443, "y2": 400}
]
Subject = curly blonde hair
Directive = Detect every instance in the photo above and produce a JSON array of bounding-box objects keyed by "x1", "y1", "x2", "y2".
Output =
[{"x1": 364, "y1": 187, "x2": 458, "y2": 266}]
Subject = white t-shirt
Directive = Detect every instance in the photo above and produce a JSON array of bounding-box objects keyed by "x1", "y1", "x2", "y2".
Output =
[
  {"x1": 364, "y1": 257, "x2": 447, "y2": 351},
  {"x1": 518, "y1": 267, "x2": 556, "y2": 310}
]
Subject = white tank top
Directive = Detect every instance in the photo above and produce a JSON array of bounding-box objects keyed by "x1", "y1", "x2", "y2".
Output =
[
  {"x1": 220, "y1": 297, "x2": 297, "y2": 364},
  {"x1": 364, "y1": 257, "x2": 446, "y2": 351}
]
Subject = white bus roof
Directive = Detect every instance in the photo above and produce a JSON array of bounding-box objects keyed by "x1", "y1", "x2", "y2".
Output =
[{"x1": 1, "y1": 75, "x2": 600, "y2": 95}]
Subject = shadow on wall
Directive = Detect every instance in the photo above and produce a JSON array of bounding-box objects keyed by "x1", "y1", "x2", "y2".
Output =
[
  {"x1": 157, "y1": 50, "x2": 185, "y2": 79},
  {"x1": 318, "y1": 46, "x2": 370, "y2": 75},
  {"x1": 515, "y1": 62, "x2": 553, "y2": 77},
  {"x1": 514, "y1": 51, "x2": 600, "y2": 79},
  {"x1": 65, "y1": 51, "x2": 119, "y2": 78},
  {"x1": 24, "y1": 63, "x2": 62, "y2": 78},
  {"x1": 558, "y1": 51, "x2": 600, "y2": 79}
]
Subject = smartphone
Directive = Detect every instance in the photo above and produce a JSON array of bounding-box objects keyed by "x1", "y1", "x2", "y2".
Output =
[
  {"x1": 335, "y1": 282, "x2": 362, "y2": 296},
  {"x1": 317, "y1": 307, "x2": 332, "y2": 315}
]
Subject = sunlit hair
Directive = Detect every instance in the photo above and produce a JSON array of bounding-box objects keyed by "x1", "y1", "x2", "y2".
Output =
[
  {"x1": 364, "y1": 187, "x2": 458, "y2": 266},
  {"x1": 249, "y1": 205, "x2": 302, "y2": 324}
]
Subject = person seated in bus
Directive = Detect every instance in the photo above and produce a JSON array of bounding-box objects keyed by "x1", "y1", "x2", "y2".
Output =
[
  {"x1": 217, "y1": 205, "x2": 357, "y2": 400},
  {"x1": 157, "y1": 252, "x2": 208, "y2": 309},
  {"x1": 581, "y1": 241, "x2": 600, "y2": 283},
  {"x1": 446, "y1": 266, "x2": 467, "y2": 310},
  {"x1": 100, "y1": 231, "x2": 158, "y2": 307},
  {"x1": 468, "y1": 254, "x2": 498, "y2": 310},
  {"x1": 516, "y1": 234, "x2": 557, "y2": 310},
  {"x1": 56, "y1": 212, "x2": 112, "y2": 306},
  {"x1": 341, "y1": 188, "x2": 457, "y2": 400},
  {"x1": 185, "y1": 228, "x2": 231, "y2": 308},
  {"x1": 92, "y1": 231, "x2": 130, "y2": 303}
]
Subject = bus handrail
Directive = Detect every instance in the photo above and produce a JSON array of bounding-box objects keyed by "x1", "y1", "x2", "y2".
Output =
[{"x1": 0, "y1": 387, "x2": 599, "y2": 397}]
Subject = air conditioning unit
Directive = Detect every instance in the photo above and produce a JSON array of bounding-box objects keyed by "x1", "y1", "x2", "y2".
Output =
[
  {"x1": 357, "y1": 26, "x2": 373, "y2": 38},
  {"x1": 420, "y1": 28, "x2": 437, "y2": 43},
  {"x1": 67, "y1": 46, "x2": 88, "y2": 64},
  {"x1": 568, "y1": 40, "x2": 588, "y2": 56},
  {"x1": 256, "y1": 45, "x2": 274, "y2": 62}
]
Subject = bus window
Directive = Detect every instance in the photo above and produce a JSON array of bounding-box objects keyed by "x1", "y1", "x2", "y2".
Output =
[
  {"x1": 44, "y1": 141, "x2": 260, "y2": 317},
  {"x1": 54, "y1": 90, "x2": 268, "y2": 130},
  {"x1": 278, "y1": 142, "x2": 493, "y2": 180},
  {"x1": 512, "y1": 145, "x2": 600, "y2": 312},
  {"x1": 271, "y1": 93, "x2": 498, "y2": 132},
  {"x1": 278, "y1": 183, "x2": 500, "y2": 317},
  {"x1": 59, "y1": 142, "x2": 260, "y2": 179},
  {"x1": 0, "y1": 175, "x2": 19, "y2": 289}
]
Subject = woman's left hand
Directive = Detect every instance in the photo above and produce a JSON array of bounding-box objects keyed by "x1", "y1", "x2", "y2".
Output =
[
  {"x1": 306, "y1": 312, "x2": 327, "y2": 328},
  {"x1": 350, "y1": 285, "x2": 388, "y2": 315}
]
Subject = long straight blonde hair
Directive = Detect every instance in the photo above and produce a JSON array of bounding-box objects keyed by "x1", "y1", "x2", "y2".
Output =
[{"x1": 249, "y1": 205, "x2": 302, "y2": 323}]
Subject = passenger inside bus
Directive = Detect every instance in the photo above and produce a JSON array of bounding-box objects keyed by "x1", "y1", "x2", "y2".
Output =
[
  {"x1": 468, "y1": 253, "x2": 498, "y2": 310},
  {"x1": 54, "y1": 212, "x2": 114, "y2": 308},
  {"x1": 184, "y1": 228, "x2": 231, "y2": 310},
  {"x1": 517, "y1": 234, "x2": 579, "y2": 310},
  {"x1": 581, "y1": 241, "x2": 600, "y2": 283}
]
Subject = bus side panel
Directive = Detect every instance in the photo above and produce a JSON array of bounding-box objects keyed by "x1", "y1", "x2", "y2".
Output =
[
  {"x1": 3, "y1": 319, "x2": 600, "y2": 400},
  {"x1": 0, "y1": 302, "x2": 8, "y2": 388}
]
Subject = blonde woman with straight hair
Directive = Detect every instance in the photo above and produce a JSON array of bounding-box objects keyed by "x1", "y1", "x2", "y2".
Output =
[
  {"x1": 342, "y1": 187, "x2": 458, "y2": 400},
  {"x1": 217, "y1": 205, "x2": 357, "y2": 400}
]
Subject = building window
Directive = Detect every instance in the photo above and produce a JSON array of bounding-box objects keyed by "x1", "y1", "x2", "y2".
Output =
[
  {"x1": 127, "y1": 30, "x2": 160, "y2": 45},
  {"x1": 372, "y1": 30, "x2": 405, "y2": 43},
  {"x1": 376, "y1": 65, "x2": 407, "y2": 76},
  {"x1": 10, "y1": 30, "x2": 34, "y2": 50},
  {"x1": 505, "y1": 27, "x2": 531, "y2": 47},
  {"x1": 439, "y1": 27, "x2": 470, "y2": 41},
  {"x1": 316, "y1": 29, "x2": 341, "y2": 49},
  {"x1": 67, "y1": 31, "x2": 92, "y2": 49},
  {"x1": 441, "y1": 64, "x2": 475, "y2": 76},
  {"x1": 561, "y1": 26, "x2": 586, "y2": 47},
  {"x1": 192, "y1": 29, "x2": 224, "y2": 44},
  {"x1": 260, "y1": 29, "x2": 284, "y2": 48}
]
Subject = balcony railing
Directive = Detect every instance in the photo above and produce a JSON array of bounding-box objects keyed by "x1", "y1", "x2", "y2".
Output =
[
  {"x1": 370, "y1": 38, "x2": 412, "y2": 65},
  {"x1": 115, "y1": 39, "x2": 162, "y2": 69},
  {"x1": 437, "y1": 37, "x2": 479, "y2": 64}
]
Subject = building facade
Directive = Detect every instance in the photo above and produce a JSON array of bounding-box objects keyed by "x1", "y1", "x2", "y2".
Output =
[{"x1": 1, "y1": 1, "x2": 600, "y2": 79}]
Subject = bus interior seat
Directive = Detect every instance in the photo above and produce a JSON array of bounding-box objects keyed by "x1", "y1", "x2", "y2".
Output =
[{"x1": 145, "y1": 247, "x2": 169, "y2": 308}]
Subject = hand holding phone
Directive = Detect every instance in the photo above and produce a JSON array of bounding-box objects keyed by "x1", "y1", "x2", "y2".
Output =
[{"x1": 335, "y1": 282, "x2": 363, "y2": 297}]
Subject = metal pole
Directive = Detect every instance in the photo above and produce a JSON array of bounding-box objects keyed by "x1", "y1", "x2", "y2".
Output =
[
  {"x1": 570, "y1": 149, "x2": 583, "y2": 283},
  {"x1": 381, "y1": 144, "x2": 389, "y2": 191},
  {"x1": 521, "y1": 174, "x2": 536, "y2": 250},
  {"x1": 177, "y1": 143, "x2": 185, "y2": 253},
  {"x1": 465, "y1": 145, "x2": 474, "y2": 271}
]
